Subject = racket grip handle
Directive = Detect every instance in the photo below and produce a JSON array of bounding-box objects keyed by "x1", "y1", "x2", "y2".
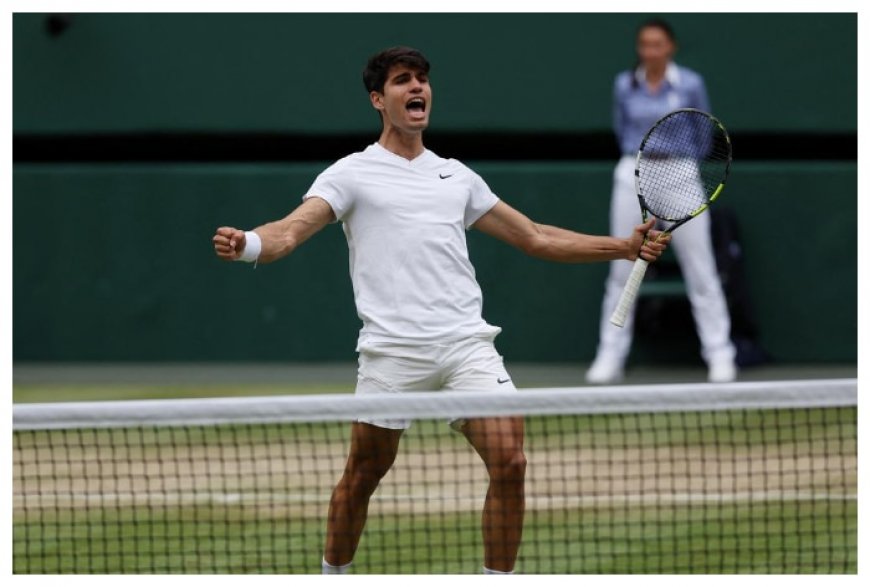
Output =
[{"x1": 609, "y1": 258, "x2": 650, "y2": 328}]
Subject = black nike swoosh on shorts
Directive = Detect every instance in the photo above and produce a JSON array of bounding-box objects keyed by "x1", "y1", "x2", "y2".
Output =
[
  {"x1": 439, "y1": 174, "x2": 453, "y2": 179},
  {"x1": 497, "y1": 378, "x2": 511, "y2": 384}
]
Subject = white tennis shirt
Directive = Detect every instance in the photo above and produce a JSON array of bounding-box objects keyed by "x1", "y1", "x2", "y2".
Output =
[{"x1": 303, "y1": 142, "x2": 501, "y2": 349}]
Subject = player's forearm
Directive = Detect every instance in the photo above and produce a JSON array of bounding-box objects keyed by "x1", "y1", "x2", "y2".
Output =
[
  {"x1": 254, "y1": 214, "x2": 330, "y2": 264},
  {"x1": 246, "y1": 198, "x2": 334, "y2": 264},
  {"x1": 248, "y1": 221, "x2": 298, "y2": 264},
  {"x1": 530, "y1": 224, "x2": 632, "y2": 263}
]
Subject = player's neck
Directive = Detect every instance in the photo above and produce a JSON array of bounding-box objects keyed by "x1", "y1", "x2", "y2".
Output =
[{"x1": 378, "y1": 128, "x2": 426, "y2": 161}]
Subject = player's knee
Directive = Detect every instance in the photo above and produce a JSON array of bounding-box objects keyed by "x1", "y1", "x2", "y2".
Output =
[
  {"x1": 345, "y1": 455, "x2": 394, "y2": 495},
  {"x1": 489, "y1": 450, "x2": 527, "y2": 485}
]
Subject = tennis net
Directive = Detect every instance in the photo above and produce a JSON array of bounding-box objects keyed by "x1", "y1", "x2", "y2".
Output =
[{"x1": 13, "y1": 379, "x2": 856, "y2": 574}]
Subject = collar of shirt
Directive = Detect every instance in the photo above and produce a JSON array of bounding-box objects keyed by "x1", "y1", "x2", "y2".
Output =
[
  {"x1": 370, "y1": 141, "x2": 435, "y2": 167},
  {"x1": 634, "y1": 62, "x2": 682, "y2": 91}
]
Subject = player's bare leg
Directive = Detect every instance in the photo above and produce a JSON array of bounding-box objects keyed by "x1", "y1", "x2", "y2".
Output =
[
  {"x1": 325, "y1": 422, "x2": 403, "y2": 567},
  {"x1": 462, "y1": 416, "x2": 526, "y2": 573}
]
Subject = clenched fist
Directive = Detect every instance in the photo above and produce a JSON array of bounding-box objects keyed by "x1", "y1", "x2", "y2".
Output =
[{"x1": 213, "y1": 227, "x2": 246, "y2": 261}]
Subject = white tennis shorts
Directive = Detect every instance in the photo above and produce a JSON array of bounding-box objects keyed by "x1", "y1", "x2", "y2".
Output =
[{"x1": 355, "y1": 333, "x2": 517, "y2": 430}]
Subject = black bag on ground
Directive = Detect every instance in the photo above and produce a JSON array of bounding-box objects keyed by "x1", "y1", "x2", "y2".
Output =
[{"x1": 709, "y1": 206, "x2": 770, "y2": 367}]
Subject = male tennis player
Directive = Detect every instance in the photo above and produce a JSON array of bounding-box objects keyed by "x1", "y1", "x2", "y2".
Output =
[{"x1": 213, "y1": 46, "x2": 668, "y2": 574}]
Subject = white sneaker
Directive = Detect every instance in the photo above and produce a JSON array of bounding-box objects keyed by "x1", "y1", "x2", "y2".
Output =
[
  {"x1": 708, "y1": 360, "x2": 737, "y2": 383},
  {"x1": 585, "y1": 356, "x2": 624, "y2": 384}
]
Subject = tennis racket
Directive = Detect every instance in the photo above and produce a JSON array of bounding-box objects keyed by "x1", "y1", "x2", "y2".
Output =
[{"x1": 610, "y1": 108, "x2": 732, "y2": 328}]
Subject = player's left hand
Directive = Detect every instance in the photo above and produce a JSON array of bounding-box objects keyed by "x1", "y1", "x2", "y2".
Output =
[
  {"x1": 640, "y1": 230, "x2": 670, "y2": 262},
  {"x1": 628, "y1": 219, "x2": 670, "y2": 262}
]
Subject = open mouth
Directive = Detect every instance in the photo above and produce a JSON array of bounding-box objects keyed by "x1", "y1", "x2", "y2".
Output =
[{"x1": 405, "y1": 97, "x2": 426, "y2": 117}]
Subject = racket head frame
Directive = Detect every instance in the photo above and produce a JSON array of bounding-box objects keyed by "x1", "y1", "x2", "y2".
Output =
[{"x1": 633, "y1": 107, "x2": 732, "y2": 237}]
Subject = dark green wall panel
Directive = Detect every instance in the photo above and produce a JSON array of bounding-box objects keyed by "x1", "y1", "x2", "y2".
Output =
[
  {"x1": 14, "y1": 13, "x2": 856, "y2": 134},
  {"x1": 13, "y1": 161, "x2": 856, "y2": 363}
]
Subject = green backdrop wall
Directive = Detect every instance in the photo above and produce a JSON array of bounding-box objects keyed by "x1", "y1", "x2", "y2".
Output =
[
  {"x1": 14, "y1": 13, "x2": 856, "y2": 134},
  {"x1": 13, "y1": 162, "x2": 856, "y2": 363},
  {"x1": 13, "y1": 13, "x2": 857, "y2": 363}
]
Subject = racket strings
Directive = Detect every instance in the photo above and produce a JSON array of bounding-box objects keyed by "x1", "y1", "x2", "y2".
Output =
[{"x1": 637, "y1": 111, "x2": 730, "y2": 222}]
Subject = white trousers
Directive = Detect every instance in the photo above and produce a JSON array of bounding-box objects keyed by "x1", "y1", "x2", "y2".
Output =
[{"x1": 593, "y1": 156, "x2": 735, "y2": 366}]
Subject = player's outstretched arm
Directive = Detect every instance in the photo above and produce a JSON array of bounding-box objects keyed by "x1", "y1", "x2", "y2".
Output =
[
  {"x1": 213, "y1": 196, "x2": 335, "y2": 264},
  {"x1": 473, "y1": 201, "x2": 668, "y2": 263}
]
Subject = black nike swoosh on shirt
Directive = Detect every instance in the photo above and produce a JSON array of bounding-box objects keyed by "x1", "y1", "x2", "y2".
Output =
[
  {"x1": 439, "y1": 173, "x2": 454, "y2": 179},
  {"x1": 497, "y1": 378, "x2": 511, "y2": 384}
]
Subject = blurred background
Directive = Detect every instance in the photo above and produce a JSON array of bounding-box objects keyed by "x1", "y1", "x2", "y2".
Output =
[{"x1": 12, "y1": 13, "x2": 856, "y2": 398}]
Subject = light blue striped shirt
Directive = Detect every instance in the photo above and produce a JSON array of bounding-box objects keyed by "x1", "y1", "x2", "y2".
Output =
[{"x1": 614, "y1": 62, "x2": 710, "y2": 155}]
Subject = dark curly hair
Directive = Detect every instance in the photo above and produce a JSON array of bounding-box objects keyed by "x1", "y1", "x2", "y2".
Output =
[{"x1": 363, "y1": 46, "x2": 430, "y2": 94}]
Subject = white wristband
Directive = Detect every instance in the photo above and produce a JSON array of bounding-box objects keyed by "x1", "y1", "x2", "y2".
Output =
[{"x1": 237, "y1": 231, "x2": 262, "y2": 263}]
